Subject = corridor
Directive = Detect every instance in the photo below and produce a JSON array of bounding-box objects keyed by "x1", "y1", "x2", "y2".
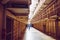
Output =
[{"x1": 0, "y1": 0, "x2": 60, "y2": 40}]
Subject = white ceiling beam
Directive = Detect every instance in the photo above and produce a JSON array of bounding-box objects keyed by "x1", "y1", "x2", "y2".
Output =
[{"x1": 7, "y1": 8, "x2": 29, "y2": 13}]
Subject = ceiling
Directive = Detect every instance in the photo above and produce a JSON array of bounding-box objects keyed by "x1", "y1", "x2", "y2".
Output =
[
  {"x1": 30, "y1": 0, "x2": 53, "y2": 23},
  {"x1": 1, "y1": 0, "x2": 31, "y2": 23},
  {"x1": 1, "y1": 0, "x2": 53, "y2": 23},
  {"x1": 7, "y1": 8, "x2": 29, "y2": 16},
  {"x1": 1, "y1": 0, "x2": 31, "y2": 5}
]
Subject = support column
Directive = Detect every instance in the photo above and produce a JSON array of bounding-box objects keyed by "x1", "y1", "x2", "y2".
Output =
[{"x1": 0, "y1": 3, "x2": 3, "y2": 40}]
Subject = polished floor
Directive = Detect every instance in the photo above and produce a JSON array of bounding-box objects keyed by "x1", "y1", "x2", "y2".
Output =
[{"x1": 23, "y1": 27, "x2": 56, "y2": 40}]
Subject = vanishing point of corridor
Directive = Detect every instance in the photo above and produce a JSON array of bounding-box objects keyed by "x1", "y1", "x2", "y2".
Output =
[{"x1": 0, "y1": 0, "x2": 60, "y2": 40}]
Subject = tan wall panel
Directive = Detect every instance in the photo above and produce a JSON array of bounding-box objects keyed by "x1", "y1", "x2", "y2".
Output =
[
  {"x1": 49, "y1": 19, "x2": 56, "y2": 37},
  {"x1": 18, "y1": 22, "x2": 26, "y2": 40},
  {"x1": 13, "y1": 20, "x2": 19, "y2": 40},
  {"x1": 33, "y1": 21, "x2": 44, "y2": 32},
  {"x1": 46, "y1": 20, "x2": 49, "y2": 34},
  {"x1": 58, "y1": 21, "x2": 60, "y2": 37}
]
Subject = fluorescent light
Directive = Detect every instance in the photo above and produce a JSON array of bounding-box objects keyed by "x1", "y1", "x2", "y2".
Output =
[{"x1": 28, "y1": 0, "x2": 39, "y2": 19}]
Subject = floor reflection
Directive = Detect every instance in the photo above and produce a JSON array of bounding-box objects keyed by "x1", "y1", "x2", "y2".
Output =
[{"x1": 23, "y1": 27, "x2": 56, "y2": 40}]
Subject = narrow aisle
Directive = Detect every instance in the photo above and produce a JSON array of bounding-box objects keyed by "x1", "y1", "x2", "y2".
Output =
[{"x1": 23, "y1": 27, "x2": 56, "y2": 40}]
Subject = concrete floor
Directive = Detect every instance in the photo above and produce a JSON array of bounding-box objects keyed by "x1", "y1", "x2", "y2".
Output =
[{"x1": 23, "y1": 27, "x2": 56, "y2": 40}]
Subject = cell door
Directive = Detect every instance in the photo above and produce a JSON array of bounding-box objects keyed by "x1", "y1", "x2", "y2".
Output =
[
  {"x1": 56, "y1": 19, "x2": 60, "y2": 40},
  {"x1": 6, "y1": 17, "x2": 13, "y2": 40}
]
